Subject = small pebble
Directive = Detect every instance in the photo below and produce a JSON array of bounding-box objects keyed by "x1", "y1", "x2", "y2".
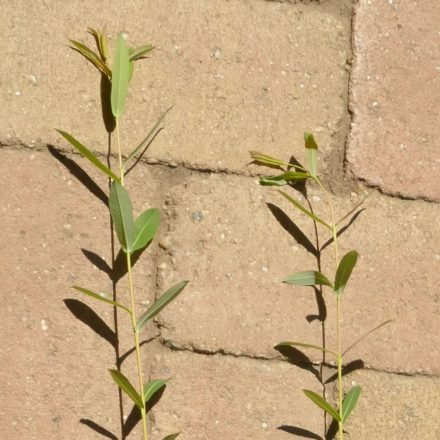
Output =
[
  {"x1": 159, "y1": 236, "x2": 172, "y2": 250},
  {"x1": 41, "y1": 319, "x2": 49, "y2": 331},
  {"x1": 29, "y1": 74, "x2": 37, "y2": 85},
  {"x1": 213, "y1": 48, "x2": 222, "y2": 59},
  {"x1": 192, "y1": 210, "x2": 203, "y2": 223}
]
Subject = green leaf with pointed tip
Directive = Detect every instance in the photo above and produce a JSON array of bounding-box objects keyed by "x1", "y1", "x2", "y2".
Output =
[
  {"x1": 56, "y1": 130, "x2": 120, "y2": 182},
  {"x1": 143, "y1": 379, "x2": 167, "y2": 404},
  {"x1": 123, "y1": 107, "x2": 173, "y2": 168},
  {"x1": 283, "y1": 270, "x2": 333, "y2": 288},
  {"x1": 249, "y1": 151, "x2": 291, "y2": 169},
  {"x1": 278, "y1": 190, "x2": 331, "y2": 230},
  {"x1": 342, "y1": 385, "x2": 361, "y2": 422},
  {"x1": 129, "y1": 45, "x2": 154, "y2": 61},
  {"x1": 304, "y1": 132, "x2": 318, "y2": 177},
  {"x1": 343, "y1": 319, "x2": 393, "y2": 356},
  {"x1": 69, "y1": 39, "x2": 111, "y2": 77},
  {"x1": 276, "y1": 341, "x2": 336, "y2": 356},
  {"x1": 111, "y1": 34, "x2": 130, "y2": 118},
  {"x1": 109, "y1": 369, "x2": 143, "y2": 409},
  {"x1": 303, "y1": 389, "x2": 341, "y2": 422},
  {"x1": 72, "y1": 286, "x2": 131, "y2": 314},
  {"x1": 336, "y1": 191, "x2": 371, "y2": 226},
  {"x1": 87, "y1": 27, "x2": 109, "y2": 62},
  {"x1": 109, "y1": 182, "x2": 135, "y2": 253},
  {"x1": 131, "y1": 208, "x2": 160, "y2": 254},
  {"x1": 260, "y1": 171, "x2": 311, "y2": 186},
  {"x1": 162, "y1": 434, "x2": 180, "y2": 440},
  {"x1": 334, "y1": 250, "x2": 358, "y2": 296},
  {"x1": 137, "y1": 280, "x2": 188, "y2": 331}
]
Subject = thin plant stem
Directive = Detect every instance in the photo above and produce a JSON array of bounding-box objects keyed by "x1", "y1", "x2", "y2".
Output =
[
  {"x1": 316, "y1": 177, "x2": 344, "y2": 440},
  {"x1": 306, "y1": 196, "x2": 328, "y2": 437},
  {"x1": 116, "y1": 117, "x2": 149, "y2": 440},
  {"x1": 126, "y1": 250, "x2": 149, "y2": 440},
  {"x1": 107, "y1": 130, "x2": 126, "y2": 439}
]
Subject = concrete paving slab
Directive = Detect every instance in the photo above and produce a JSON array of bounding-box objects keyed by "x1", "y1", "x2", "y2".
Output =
[
  {"x1": 0, "y1": 148, "x2": 163, "y2": 439},
  {"x1": 347, "y1": 0, "x2": 440, "y2": 201},
  {"x1": 157, "y1": 172, "x2": 440, "y2": 373},
  {"x1": 149, "y1": 348, "x2": 323, "y2": 440},
  {"x1": 0, "y1": 0, "x2": 351, "y2": 172},
  {"x1": 332, "y1": 369, "x2": 440, "y2": 439}
]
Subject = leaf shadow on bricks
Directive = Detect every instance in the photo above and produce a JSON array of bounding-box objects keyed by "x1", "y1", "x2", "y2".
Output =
[{"x1": 267, "y1": 171, "x2": 366, "y2": 440}]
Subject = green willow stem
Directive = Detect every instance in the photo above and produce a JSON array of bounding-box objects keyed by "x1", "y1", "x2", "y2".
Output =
[
  {"x1": 316, "y1": 177, "x2": 344, "y2": 440},
  {"x1": 115, "y1": 116, "x2": 149, "y2": 440}
]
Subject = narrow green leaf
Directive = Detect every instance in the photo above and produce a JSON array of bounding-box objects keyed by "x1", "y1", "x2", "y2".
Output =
[
  {"x1": 162, "y1": 434, "x2": 180, "y2": 440},
  {"x1": 137, "y1": 280, "x2": 188, "y2": 331},
  {"x1": 342, "y1": 385, "x2": 361, "y2": 422},
  {"x1": 109, "y1": 369, "x2": 143, "y2": 409},
  {"x1": 131, "y1": 208, "x2": 160, "y2": 254},
  {"x1": 260, "y1": 171, "x2": 311, "y2": 186},
  {"x1": 334, "y1": 250, "x2": 358, "y2": 296},
  {"x1": 304, "y1": 132, "x2": 318, "y2": 177},
  {"x1": 336, "y1": 191, "x2": 372, "y2": 226},
  {"x1": 304, "y1": 132, "x2": 318, "y2": 150},
  {"x1": 111, "y1": 34, "x2": 130, "y2": 118},
  {"x1": 249, "y1": 151, "x2": 292, "y2": 169},
  {"x1": 56, "y1": 129, "x2": 120, "y2": 182},
  {"x1": 283, "y1": 270, "x2": 333, "y2": 288},
  {"x1": 303, "y1": 389, "x2": 341, "y2": 422},
  {"x1": 129, "y1": 45, "x2": 154, "y2": 61},
  {"x1": 343, "y1": 319, "x2": 393, "y2": 356},
  {"x1": 123, "y1": 107, "x2": 173, "y2": 168},
  {"x1": 72, "y1": 286, "x2": 131, "y2": 314},
  {"x1": 69, "y1": 39, "x2": 111, "y2": 77},
  {"x1": 87, "y1": 27, "x2": 109, "y2": 62},
  {"x1": 109, "y1": 182, "x2": 135, "y2": 253},
  {"x1": 276, "y1": 341, "x2": 336, "y2": 357},
  {"x1": 278, "y1": 190, "x2": 332, "y2": 230},
  {"x1": 143, "y1": 379, "x2": 167, "y2": 404}
]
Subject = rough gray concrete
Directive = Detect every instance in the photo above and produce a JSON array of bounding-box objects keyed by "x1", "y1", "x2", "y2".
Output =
[{"x1": 1, "y1": 0, "x2": 439, "y2": 439}]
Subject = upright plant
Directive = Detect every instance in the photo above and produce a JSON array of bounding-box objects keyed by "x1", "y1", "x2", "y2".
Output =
[
  {"x1": 251, "y1": 135, "x2": 390, "y2": 439},
  {"x1": 57, "y1": 29, "x2": 186, "y2": 440}
]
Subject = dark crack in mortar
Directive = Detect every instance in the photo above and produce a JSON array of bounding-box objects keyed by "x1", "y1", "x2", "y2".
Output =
[{"x1": 159, "y1": 337, "x2": 440, "y2": 379}]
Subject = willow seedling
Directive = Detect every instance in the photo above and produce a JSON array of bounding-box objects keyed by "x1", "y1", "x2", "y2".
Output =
[
  {"x1": 58, "y1": 29, "x2": 186, "y2": 440},
  {"x1": 251, "y1": 134, "x2": 391, "y2": 439}
]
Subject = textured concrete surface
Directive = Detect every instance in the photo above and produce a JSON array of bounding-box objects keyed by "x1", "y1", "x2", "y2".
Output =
[
  {"x1": 1, "y1": 0, "x2": 440, "y2": 439},
  {"x1": 0, "y1": 0, "x2": 351, "y2": 173},
  {"x1": 337, "y1": 369, "x2": 440, "y2": 439},
  {"x1": 347, "y1": 0, "x2": 440, "y2": 201},
  {"x1": 157, "y1": 174, "x2": 440, "y2": 373},
  {"x1": 149, "y1": 348, "x2": 323, "y2": 440}
]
